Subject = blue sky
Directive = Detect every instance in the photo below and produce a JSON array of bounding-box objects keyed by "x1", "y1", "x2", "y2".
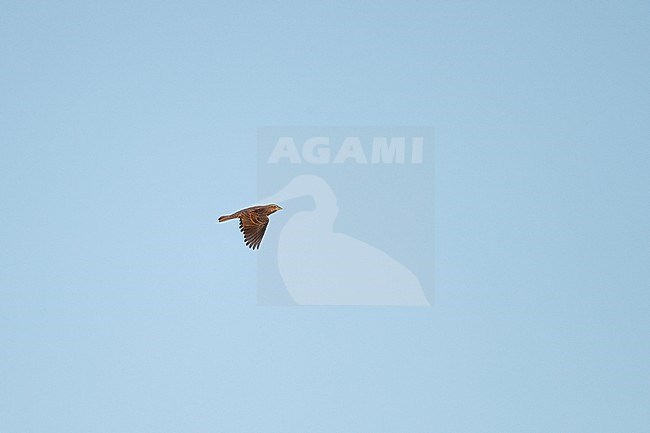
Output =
[{"x1": 1, "y1": 1, "x2": 649, "y2": 432}]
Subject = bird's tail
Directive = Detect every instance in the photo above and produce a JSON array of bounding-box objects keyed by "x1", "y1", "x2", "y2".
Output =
[{"x1": 218, "y1": 213, "x2": 236, "y2": 222}]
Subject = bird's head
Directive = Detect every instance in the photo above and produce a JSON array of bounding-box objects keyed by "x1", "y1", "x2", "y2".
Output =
[{"x1": 268, "y1": 204, "x2": 283, "y2": 214}]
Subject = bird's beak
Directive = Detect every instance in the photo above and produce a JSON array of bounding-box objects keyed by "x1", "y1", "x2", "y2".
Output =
[{"x1": 278, "y1": 206, "x2": 283, "y2": 210}]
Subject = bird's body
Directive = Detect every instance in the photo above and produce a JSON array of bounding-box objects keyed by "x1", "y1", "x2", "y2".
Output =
[{"x1": 218, "y1": 204, "x2": 282, "y2": 249}]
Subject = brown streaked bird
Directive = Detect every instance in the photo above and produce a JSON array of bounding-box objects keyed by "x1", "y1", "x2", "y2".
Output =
[{"x1": 218, "y1": 204, "x2": 283, "y2": 249}]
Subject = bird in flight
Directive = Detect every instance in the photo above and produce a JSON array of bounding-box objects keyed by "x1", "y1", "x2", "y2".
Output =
[{"x1": 218, "y1": 204, "x2": 283, "y2": 249}]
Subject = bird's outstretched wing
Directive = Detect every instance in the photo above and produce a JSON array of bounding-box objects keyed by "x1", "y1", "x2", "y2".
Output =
[{"x1": 239, "y1": 211, "x2": 269, "y2": 249}]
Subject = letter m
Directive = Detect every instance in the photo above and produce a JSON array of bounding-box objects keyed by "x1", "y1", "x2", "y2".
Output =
[{"x1": 371, "y1": 137, "x2": 406, "y2": 164}]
